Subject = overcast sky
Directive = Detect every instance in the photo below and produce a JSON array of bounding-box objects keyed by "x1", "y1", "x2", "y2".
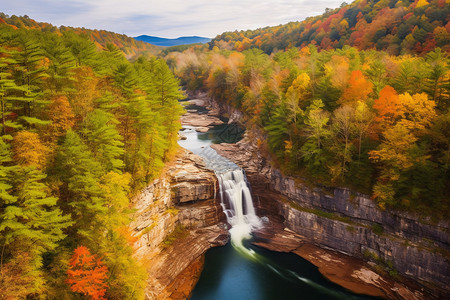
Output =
[{"x1": 3, "y1": 0, "x2": 345, "y2": 38}]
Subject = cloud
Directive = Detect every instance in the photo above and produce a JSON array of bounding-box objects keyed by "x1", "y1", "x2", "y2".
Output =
[{"x1": 2, "y1": 0, "x2": 344, "y2": 38}]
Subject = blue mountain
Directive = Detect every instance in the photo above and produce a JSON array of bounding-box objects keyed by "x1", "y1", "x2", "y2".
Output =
[{"x1": 134, "y1": 35, "x2": 211, "y2": 47}]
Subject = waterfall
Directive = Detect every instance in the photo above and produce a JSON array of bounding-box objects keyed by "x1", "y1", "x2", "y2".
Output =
[
  {"x1": 217, "y1": 168, "x2": 261, "y2": 250},
  {"x1": 178, "y1": 128, "x2": 261, "y2": 249}
]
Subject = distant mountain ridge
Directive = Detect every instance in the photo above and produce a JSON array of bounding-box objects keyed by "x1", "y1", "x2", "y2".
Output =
[{"x1": 134, "y1": 35, "x2": 211, "y2": 47}]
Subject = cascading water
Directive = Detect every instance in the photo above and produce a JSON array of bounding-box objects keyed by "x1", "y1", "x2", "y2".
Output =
[
  {"x1": 187, "y1": 142, "x2": 262, "y2": 251},
  {"x1": 217, "y1": 168, "x2": 261, "y2": 250}
]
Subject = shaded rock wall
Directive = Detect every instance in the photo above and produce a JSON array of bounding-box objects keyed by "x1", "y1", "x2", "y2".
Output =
[
  {"x1": 212, "y1": 137, "x2": 450, "y2": 294},
  {"x1": 270, "y1": 170, "x2": 449, "y2": 289}
]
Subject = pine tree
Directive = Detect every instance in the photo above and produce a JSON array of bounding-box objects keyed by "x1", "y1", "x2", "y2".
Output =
[
  {"x1": 82, "y1": 109, "x2": 124, "y2": 172},
  {"x1": 148, "y1": 58, "x2": 183, "y2": 107},
  {"x1": 1, "y1": 166, "x2": 71, "y2": 254},
  {"x1": 54, "y1": 130, "x2": 105, "y2": 239},
  {"x1": 0, "y1": 46, "x2": 29, "y2": 134},
  {"x1": 0, "y1": 164, "x2": 71, "y2": 294},
  {"x1": 13, "y1": 32, "x2": 48, "y2": 124},
  {"x1": 43, "y1": 34, "x2": 76, "y2": 93},
  {"x1": 63, "y1": 31, "x2": 99, "y2": 69}
]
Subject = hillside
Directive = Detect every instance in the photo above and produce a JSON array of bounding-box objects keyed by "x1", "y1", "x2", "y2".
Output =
[
  {"x1": 0, "y1": 13, "x2": 161, "y2": 58},
  {"x1": 169, "y1": 2, "x2": 449, "y2": 215},
  {"x1": 209, "y1": 0, "x2": 449, "y2": 55},
  {"x1": 0, "y1": 14, "x2": 184, "y2": 298},
  {"x1": 135, "y1": 35, "x2": 211, "y2": 46}
]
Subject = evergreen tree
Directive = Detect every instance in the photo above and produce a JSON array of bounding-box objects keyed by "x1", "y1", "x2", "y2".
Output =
[
  {"x1": 43, "y1": 34, "x2": 76, "y2": 93},
  {"x1": 13, "y1": 31, "x2": 48, "y2": 123},
  {"x1": 0, "y1": 165, "x2": 71, "y2": 294},
  {"x1": 54, "y1": 130, "x2": 105, "y2": 240},
  {"x1": 0, "y1": 46, "x2": 29, "y2": 134},
  {"x1": 82, "y1": 109, "x2": 125, "y2": 172}
]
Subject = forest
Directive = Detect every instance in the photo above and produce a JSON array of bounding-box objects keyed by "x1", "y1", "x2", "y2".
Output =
[
  {"x1": 210, "y1": 0, "x2": 449, "y2": 55},
  {"x1": 168, "y1": 15, "x2": 449, "y2": 215},
  {"x1": 0, "y1": 18, "x2": 183, "y2": 299}
]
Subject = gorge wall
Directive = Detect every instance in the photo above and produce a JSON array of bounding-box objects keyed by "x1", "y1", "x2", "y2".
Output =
[
  {"x1": 130, "y1": 149, "x2": 228, "y2": 300},
  {"x1": 212, "y1": 130, "x2": 450, "y2": 298}
]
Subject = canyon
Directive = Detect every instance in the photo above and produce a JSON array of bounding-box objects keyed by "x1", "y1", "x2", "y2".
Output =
[{"x1": 131, "y1": 96, "x2": 449, "y2": 300}]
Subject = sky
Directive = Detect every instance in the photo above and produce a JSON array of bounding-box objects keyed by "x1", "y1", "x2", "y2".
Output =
[{"x1": 2, "y1": 0, "x2": 346, "y2": 38}]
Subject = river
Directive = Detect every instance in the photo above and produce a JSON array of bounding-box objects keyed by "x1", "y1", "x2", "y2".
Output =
[{"x1": 178, "y1": 107, "x2": 378, "y2": 300}]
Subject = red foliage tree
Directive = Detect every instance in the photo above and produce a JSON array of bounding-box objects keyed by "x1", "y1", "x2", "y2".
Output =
[{"x1": 67, "y1": 246, "x2": 108, "y2": 300}]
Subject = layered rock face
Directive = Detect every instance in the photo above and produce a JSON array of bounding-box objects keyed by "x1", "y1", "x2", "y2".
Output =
[
  {"x1": 212, "y1": 135, "x2": 450, "y2": 298},
  {"x1": 130, "y1": 150, "x2": 228, "y2": 299}
]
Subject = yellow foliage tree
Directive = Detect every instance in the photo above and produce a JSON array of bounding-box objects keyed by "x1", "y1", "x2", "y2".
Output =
[
  {"x1": 12, "y1": 131, "x2": 49, "y2": 169},
  {"x1": 415, "y1": 0, "x2": 429, "y2": 8},
  {"x1": 369, "y1": 123, "x2": 417, "y2": 206},
  {"x1": 398, "y1": 92, "x2": 437, "y2": 132},
  {"x1": 47, "y1": 95, "x2": 75, "y2": 138}
]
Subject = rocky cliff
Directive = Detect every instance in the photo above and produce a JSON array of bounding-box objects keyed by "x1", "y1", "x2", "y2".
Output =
[
  {"x1": 212, "y1": 135, "x2": 450, "y2": 299},
  {"x1": 130, "y1": 149, "x2": 228, "y2": 299}
]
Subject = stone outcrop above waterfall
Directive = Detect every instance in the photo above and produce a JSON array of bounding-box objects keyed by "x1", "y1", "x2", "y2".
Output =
[
  {"x1": 167, "y1": 153, "x2": 217, "y2": 204},
  {"x1": 212, "y1": 133, "x2": 450, "y2": 299},
  {"x1": 181, "y1": 107, "x2": 224, "y2": 133},
  {"x1": 130, "y1": 149, "x2": 228, "y2": 300}
]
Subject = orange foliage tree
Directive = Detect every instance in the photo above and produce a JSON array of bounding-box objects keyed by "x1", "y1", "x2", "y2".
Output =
[
  {"x1": 373, "y1": 85, "x2": 403, "y2": 126},
  {"x1": 66, "y1": 246, "x2": 108, "y2": 300},
  {"x1": 339, "y1": 70, "x2": 373, "y2": 104}
]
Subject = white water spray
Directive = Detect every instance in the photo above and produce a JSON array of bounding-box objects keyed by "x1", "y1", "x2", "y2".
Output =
[{"x1": 217, "y1": 168, "x2": 262, "y2": 251}]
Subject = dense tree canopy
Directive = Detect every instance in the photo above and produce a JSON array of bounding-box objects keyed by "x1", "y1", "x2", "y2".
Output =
[
  {"x1": 0, "y1": 18, "x2": 183, "y2": 298},
  {"x1": 169, "y1": 43, "x2": 449, "y2": 216}
]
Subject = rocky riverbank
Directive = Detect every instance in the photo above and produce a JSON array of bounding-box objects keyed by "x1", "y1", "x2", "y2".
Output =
[{"x1": 130, "y1": 149, "x2": 228, "y2": 299}]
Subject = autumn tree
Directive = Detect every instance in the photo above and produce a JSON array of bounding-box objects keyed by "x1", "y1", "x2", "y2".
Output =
[
  {"x1": 398, "y1": 92, "x2": 437, "y2": 132},
  {"x1": 339, "y1": 70, "x2": 373, "y2": 105},
  {"x1": 47, "y1": 95, "x2": 75, "y2": 139},
  {"x1": 12, "y1": 131, "x2": 49, "y2": 169},
  {"x1": 373, "y1": 85, "x2": 403, "y2": 128},
  {"x1": 67, "y1": 246, "x2": 108, "y2": 300},
  {"x1": 285, "y1": 73, "x2": 311, "y2": 124},
  {"x1": 369, "y1": 123, "x2": 417, "y2": 208}
]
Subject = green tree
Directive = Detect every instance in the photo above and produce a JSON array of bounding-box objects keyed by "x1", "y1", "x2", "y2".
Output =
[
  {"x1": 330, "y1": 105, "x2": 355, "y2": 181},
  {"x1": 0, "y1": 165, "x2": 71, "y2": 294},
  {"x1": 0, "y1": 46, "x2": 29, "y2": 134},
  {"x1": 301, "y1": 99, "x2": 330, "y2": 174},
  {"x1": 54, "y1": 130, "x2": 105, "y2": 240},
  {"x1": 82, "y1": 109, "x2": 124, "y2": 172}
]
